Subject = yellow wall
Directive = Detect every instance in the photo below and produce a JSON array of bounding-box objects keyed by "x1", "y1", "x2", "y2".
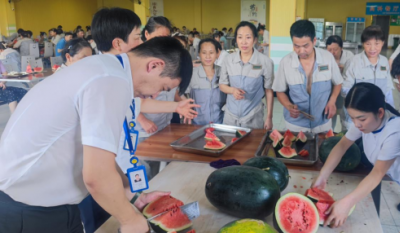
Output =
[
  {"x1": 0, "y1": 0, "x2": 17, "y2": 36},
  {"x1": 97, "y1": 0, "x2": 133, "y2": 10},
  {"x1": 296, "y1": 0, "x2": 306, "y2": 19},
  {"x1": 14, "y1": 0, "x2": 97, "y2": 37},
  {"x1": 164, "y1": 0, "x2": 270, "y2": 34},
  {"x1": 270, "y1": 0, "x2": 296, "y2": 37},
  {"x1": 306, "y1": 0, "x2": 400, "y2": 38}
]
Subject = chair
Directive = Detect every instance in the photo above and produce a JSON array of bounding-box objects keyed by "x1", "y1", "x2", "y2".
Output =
[
  {"x1": 50, "y1": 56, "x2": 63, "y2": 68},
  {"x1": 29, "y1": 43, "x2": 40, "y2": 58},
  {"x1": 43, "y1": 42, "x2": 53, "y2": 58},
  {"x1": 19, "y1": 40, "x2": 34, "y2": 56},
  {"x1": 21, "y1": 56, "x2": 36, "y2": 71}
]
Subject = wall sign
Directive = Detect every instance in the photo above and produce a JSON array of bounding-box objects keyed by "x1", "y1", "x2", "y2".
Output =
[
  {"x1": 150, "y1": 0, "x2": 164, "y2": 17},
  {"x1": 241, "y1": 0, "x2": 266, "y2": 26},
  {"x1": 366, "y1": 2, "x2": 400, "y2": 15},
  {"x1": 347, "y1": 17, "x2": 365, "y2": 23}
]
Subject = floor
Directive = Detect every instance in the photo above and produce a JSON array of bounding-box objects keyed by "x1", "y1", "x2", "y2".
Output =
[{"x1": 0, "y1": 48, "x2": 399, "y2": 232}]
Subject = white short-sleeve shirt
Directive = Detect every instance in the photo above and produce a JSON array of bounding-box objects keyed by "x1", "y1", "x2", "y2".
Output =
[
  {"x1": 0, "y1": 54, "x2": 133, "y2": 207},
  {"x1": 339, "y1": 49, "x2": 354, "y2": 66},
  {"x1": 345, "y1": 111, "x2": 400, "y2": 184}
]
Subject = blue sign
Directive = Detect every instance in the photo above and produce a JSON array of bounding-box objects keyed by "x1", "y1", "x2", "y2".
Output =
[
  {"x1": 366, "y1": 2, "x2": 400, "y2": 15},
  {"x1": 347, "y1": 17, "x2": 365, "y2": 23}
]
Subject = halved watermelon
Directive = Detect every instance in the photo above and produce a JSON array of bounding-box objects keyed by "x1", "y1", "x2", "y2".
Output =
[
  {"x1": 143, "y1": 196, "x2": 193, "y2": 233},
  {"x1": 305, "y1": 188, "x2": 334, "y2": 202},
  {"x1": 269, "y1": 129, "x2": 283, "y2": 141},
  {"x1": 204, "y1": 140, "x2": 226, "y2": 150},
  {"x1": 274, "y1": 193, "x2": 319, "y2": 233},
  {"x1": 278, "y1": 147, "x2": 297, "y2": 158},
  {"x1": 298, "y1": 149, "x2": 309, "y2": 157},
  {"x1": 281, "y1": 135, "x2": 292, "y2": 147},
  {"x1": 231, "y1": 137, "x2": 239, "y2": 143},
  {"x1": 236, "y1": 130, "x2": 247, "y2": 138},
  {"x1": 218, "y1": 219, "x2": 277, "y2": 233},
  {"x1": 283, "y1": 129, "x2": 296, "y2": 141},
  {"x1": 325, "y1": 129, "x2": 334, "y2": 138},
  {"x1": 205, "y1": 132, "x2": 220, "y2": 141},
  {"x1": 296, "y1": 131, "x2": 307, "y2": 149}
]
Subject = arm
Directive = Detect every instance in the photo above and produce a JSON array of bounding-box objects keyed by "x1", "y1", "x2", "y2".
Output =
[
  {"x1": 276, "y1": 92, "x2": 300, "y2": 118},
  {"x1": 83, "y1": 146, "x2": 149, "y2": 232},
  {"x1": 325, "y1": 84, "x2": 341, "y2": 119},
  {"x1": 140, "y1": 98, "x2": 199, "y2": 119},
  {"x1": 219, "y1": 56, "x2": 245, "y2": 99},
  {"x1": 264, "y1": 89, "x2": 274, "y2": 130},
  {"x1": 136, "y1": 113, "x2": 158, "y2": 134},
  {"x1": 341, "y1": 59, "x2": 355, "y2": 97}
]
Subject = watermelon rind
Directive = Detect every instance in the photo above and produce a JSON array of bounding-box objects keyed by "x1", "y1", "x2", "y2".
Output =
[
  {"x1": 205, "y1": 132, "x2": 220, "y2": 141},
  {"x1": 275, "y1": 193, "x2": 319, "y2": 233},
  {"x1": 150, "y1": 210, "x2": 193, "y2": 233},
  {"x1": 218, "y1": 219, "x2": 277, "y2": 233},
  {"x1": 278, "y1": 147, "x2": 297, "y2": 158},
  {"x1": 236, "y1": 130, "x2": 247, "y2": 138},
  {"x1": 272, "y1": 136, "x2": 282, "y2": 149},
  {"x1": 305, "y1": 188, "x2": 335, "y2": 202},
  {"x1": 296, "y1": 131, "x2": 307, "y2": 143},
  {"x1": 204, "y1": 140, "x2": 226, "y2": 150}
]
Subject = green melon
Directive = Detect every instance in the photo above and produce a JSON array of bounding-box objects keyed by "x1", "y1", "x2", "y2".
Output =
[{"x1": 319, "y1": 136, "x2": 361, "y2": 172}]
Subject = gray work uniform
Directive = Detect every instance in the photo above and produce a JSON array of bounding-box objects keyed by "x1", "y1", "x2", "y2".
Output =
[
  {"x1": 219, "y1": 49, "x2": 274, "y2": 129},
  {"x1": 341, "y1": 52, "x2": 394, "y2": 129},
  {"x1": 272, "y1": 48, "x2": 343, "y2": 133},
  {"x1": 136, "y1": 89, "x2": 176, "y2": 139},
  {"x1": 185, "y1": 65, "x2": 226, "y2": 125}
]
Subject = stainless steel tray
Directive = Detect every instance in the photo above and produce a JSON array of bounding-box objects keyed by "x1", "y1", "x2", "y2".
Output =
[
  {"x1": 255, "y1": 131, "x2": 319, "y2": 166},
  {"x1": 170, "y1": 124, "x2": 252, "y2": 157}
]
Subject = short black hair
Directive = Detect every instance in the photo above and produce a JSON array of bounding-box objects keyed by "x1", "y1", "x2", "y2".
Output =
[
  {"x1": 17, "y1": 28, "x2": 24, "y2": 34},
  {"x1": 173, "y1": 35, "x2": 188, "y2": 47},
  {"x1": 198, "y1": 38, "x2": 220, "y2": 52},
  {"x1": 21, "y1": 31, "x2": 29, "y2": 38},
  {"x1": 26, "y1": 30, "x2": 33, "y2": 37},
  {"x1": 290, "y1": 20, "x2": 316, "y2": 40},
  {"x1": 129, "y1": 37, "x2": 193, "y2": 95},
  {"x1": 391, "y1": 53, "x2": 400, "y2": 79},
  {"x1": 212, "y1": 33, "x2": 220, "y2": 40},
  {"x1": 86, "y1": 26, "x2": 91, "y2": 31},
  {"x1": 49, "y1": 28, "x2": 59, "y2": 34},
  {"x1": 326, "y1": 35, "x2": 343, "y2": 48},
  {"x1": 257, "y1": 23, "x2": 266, "y2": 31},
  {"x1": 64, "y1": 32, "x2": 73, "y2": 37},
  {"x1": 193, "y1": 31, "x2": 200, "y2": 37},
  {"x1": 0, "y1": 43, "x2": 6, "y2": 50},
  {"x1": 40, "y1": 32, "x2": 46, "y2": 37},
  {"x1": 86, "y1": 35, "x2": 93, "y2": 41},
  {"x1": 57, "y1": 25, "x2": 62, "y2": 29},
  {"x1": 361, "y1": 25, "x2": 385, "y2": 43},
  {"x1": 222, "y1": 27, "x2": 227, "y2": 31},
  {"x1": 61, "y1": 38, "x2": 91, "y2": 63},
  {"x1": 141, "y1": 16, "x2": 172, "y2": 42},
  {"x1": 92, "y1": 8, "x2": 141, "y2": 52},
  {"x1": 234, "y1": 21, "x2": 257, "y2": 40}
]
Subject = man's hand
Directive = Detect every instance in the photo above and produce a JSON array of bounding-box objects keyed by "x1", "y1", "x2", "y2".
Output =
[
  {"x1": 264, "y1": 117, "x2": 273, "y2": 131},
  {"x1": 232, "y1": 88, "x2": 245, "y2": 100},
  {"x1": 325, "y1": 100, "x2": 337, "y2": 119},
  {"x1": 137, "y1": 115, "x2": 158, "y2": 134},
  {"x1": 324, "y1": 197, "x2": 354, "y2": 228},
  {"x1": 287, "y1": 104, "x2": 300, "y2": 118},
  {"x1": 134, "y1": 191, "x2": 171, "y2": 211},
  {"x1": 176, "y1": 99, "x2": 200, "y2": 120}
]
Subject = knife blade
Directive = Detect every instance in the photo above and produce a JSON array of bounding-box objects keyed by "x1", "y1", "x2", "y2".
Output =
[{"x1": 147, "y1": 201, "x2": 200, "y2": 222}]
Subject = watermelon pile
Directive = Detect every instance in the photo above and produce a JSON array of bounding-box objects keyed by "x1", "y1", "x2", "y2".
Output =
[
  {"x1": 203, "y1": 127, "x2": 226, "y2": 150},
  {"x1": 269, "y1": 130, "x2": 310, "y2": 159},
  {"x1": 143, "y1": 195, "x2": 194, "y2": 233}
]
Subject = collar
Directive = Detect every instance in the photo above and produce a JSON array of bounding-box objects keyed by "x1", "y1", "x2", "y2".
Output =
[
  {"x1": 233, "y1": 49, "x2": 260, "y2": 65},
  {"x1": 198, "y1": 65, "x2": 218, "y2": 81},
  {"x1": 291, "y1": 48, "x2": 323, "y2": 68},
  {"x1": 361, "y1": 51, "x2": 381, "y2": 68},
  {"x1": 372, "y1": 112, "x2": 396, "y2": 134}
]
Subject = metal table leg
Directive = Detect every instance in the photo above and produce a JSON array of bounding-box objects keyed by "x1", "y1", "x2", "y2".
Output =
[
  {"x1": 159, "y1": 161, "x2": 167, "y2": 172},
  {"x1": 371, "y1": 182, "x2": 382, "y2": 216}
]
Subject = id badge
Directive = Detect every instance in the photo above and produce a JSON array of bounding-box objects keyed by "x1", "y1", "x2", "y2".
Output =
[
  {"x1": 124, "y1": 121, "x2": 139, "y2": 152},
  {"x1": 127, "y1": 164, "x2": 149, "y2": 193}
]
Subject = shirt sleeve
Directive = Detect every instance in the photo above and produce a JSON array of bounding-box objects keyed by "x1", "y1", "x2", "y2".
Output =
[
  {"x1": 263, "y1": 57, "x2": 274, "y2": 89},
  {"x1": 341, "y1": 58, "x2": 356, "y2": 97},
  {"x1": 13, "y1": 40, "x2": 22, "y2": 48},
  {"x1": 345, "y1": 124, "x2": 362, "y2": 142},
  {"x1": 390, "y1": 46, "x2": 400, "y2": 60},
  {"x1": 330, "y1": 55, "x2": 343, "y2": 86},
  {"x1": 219, "y1": 56, "x2": 230, "y2": 85},
  {"x1": 78, "y1": 75, "x2": 131, "y2": 154},
  {"x1": 378, "y1": 132, "x2": 400, "y2": 161},
  {"x1": 272, "y1": 59, "x2": 288, "y2": 92}
]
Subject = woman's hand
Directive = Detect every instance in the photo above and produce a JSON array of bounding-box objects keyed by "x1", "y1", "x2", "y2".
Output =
[
  {"x1": 264, "y1": 117, "x2": 272, "y2": 131},
  {"x1": 134, "y1": 191, "x2": 171, "y2": 211},
  {"x1": 324, "y1": 197, "x2": 355, "y2": 228},
  {"x1": 232, "y1": 88, "x2": 245, "y2": 100},
  {"x1": 311, "y1": 174, "x2": 328, "y2": 190}
]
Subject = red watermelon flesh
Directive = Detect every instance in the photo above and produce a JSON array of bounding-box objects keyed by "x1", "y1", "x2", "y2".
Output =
[
  {"x1": 282, "y1": 135, "x2": 292, "y2": 147},
  {"x1": 297, "y1": 131, "x2": 307, "y2": 143},
  {"x1": 305, "y1": 188, "x2": 334, "y2": 202},
  {"x1": 205, "y1": 127, "x2": 215, "y2": 133},
  {"x1": 278, "y1": 147, "x2": 297, "y2": 158},
  {"x1": 205, "y1": 132, "x2": 220, "y2": 141},
  {"x1": 283, "y1": 129, "x2": 296, "y2": 141},
  {"x1": 275, "y1": 193, "x2": 319, "y2": 233},
  {"x1": 269, "y1": 129, "x2": 283, "y2": 141},
  {"x1": 204, "y1": 140, "x2": 226, "y2": 150},
  {"x1": 143, "y1": 195, "x2": 184, "y2": 218},
  {"x1": 325, "y1": 129, "x2": 334, "y2": 138},
  {"x1": 272, "y1": 136, "x2": 281, "y2": 148},
  {"x1": 34, "y1": 67, "x2": 43, "y2": 72},
  {"x1": 231, "y1": 137, "x2": 239, "y2": 143},
  {"x1": 316, "y1": 200, "x2": 334, "y2": 225},
  {"x1": 151, "y1": 206, "x2": 192, "y2": 232}
]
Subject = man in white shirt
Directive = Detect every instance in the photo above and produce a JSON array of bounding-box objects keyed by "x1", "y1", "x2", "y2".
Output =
[{"x1": 0, "y1": 35, "x2": 194, "y2": 233}]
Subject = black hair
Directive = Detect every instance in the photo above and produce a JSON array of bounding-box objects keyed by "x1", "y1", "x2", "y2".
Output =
[
  {"x1": 0, "y1": 43, "x2": 5, "y2": 50},
  {"x1": 218, "y1": 31, "x2": 224, "y2": 38},
  {"x1": 228, "y1": 28, "x2": 233, "y2": 31},
  {"x1": 40, "y1": 31, "x2": 46, "y2": 37},
  {"x1": 198, "y1": 38, "x2": 220, "y2": 53},
  {"x1": 361, "y1": 25, "x2": 385, "y2": 43},
  {"x1": 212, "y1": 33, "x2": 220, "y2": 40},
  {"x1": 326, "y1": 35, "x2": 343, "y2": 48},
  {"x1": 141, "y1": 16, "x2": 172, "y2": 42},
  {"x1": 290, "y1": 20, "x2": 316, "y2": 40},
  {"x1": 57, "y1": 25, "x2": 62, "y2": 29},
  {"x1": 173, "y1": 35, "x2": 188, "y2": 47},
  {"x1": 58, "y1": 29, "x2": 63, "y2": 34},
  {"x1": 222, "y1": 27, "x2": 227, "y2": 31},
  {"x1": 257, "y1": 23, "x2": 266, "y2": 31},
  {"x1": 193, "y1": 28, "x2": 197, "y2": 31},
  {"x1": 183, "y1": 26, "x2": 186, "y2": 28},
  {"x1": 129, "y1": 37, "x2": 193, "y2": 95},
  {"x1": 92, "y1": 8, "x2": 141, "y2": 52},
  {"x1": 345, "y1": 83, "x2": 400, "y2": 116},
  {"x1": 17, "y1": 28, "x2": 24, "y2": 34},
  {"x1": 86, "y1": 26, "x2": 91, "y2": 31},
  {"x1": 49, "y1": 28, "x2": 59, "y2": 34},
  {"x1": 86, "y1": 35, "x2": 93, "y2": 41},
  {"x1": 234, "y1": 21, "x2": 258, "y2": 40},
  {"x1": 64, "y1": 32, "x2": 73, "y2": 37},
  {"x1": 391, "y1": 53, "x2": 400, "y2": 79},
  {"x1": 26, "y1": 30, "x2": 33, "y2": 37},
  {"x1": 193, "y1": 31, "x2": 200, "y2": 37},
  {"x1": 21, "y1": 31, "x2": 29, "y2": 38},
  {"x1": 61, "y1": 38, "x2": 91, "y2": 63},
  {"x1": 76, "y1": 25, "x2": 82, "y2": 30}
]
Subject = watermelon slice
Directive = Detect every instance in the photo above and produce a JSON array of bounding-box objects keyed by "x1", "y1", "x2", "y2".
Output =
[
  {"x1": 296, "y1": 131, "x2": 307, "y2": 149},
  {"x1": 52, "y1": 64, "x2": 61, "y2": 71},
  {"x1": 204, "y1": 140, "x2": 226, "y2": 150},
  {"x1": 278, "y1": 147, "x2": 297, "y2": 158},
  {"x1": 305, "y1": 188, "x2": 334, "y2": 202},
  {"x1": 26, "y1": 64, "x2": 33, "y2": 73},
  {"x1": 325, "y1": 129, "x2": 334, "y2": 138},
  {"x1": 283, "y1": 129, "x2": 296, "y2": 141},
  {"x1": 281, "y1": 135, "x2": 292, "y2": 147},
  {"x1": 274, "y1": 193, "x2": 319, "y2": 233},
  {"x1": 236, "y1": 130, "x2": 247, "y2": 138},
  {"x1": 316, "y1": 201, "x2": 356, "y2": 226},
  {"x1": 205, "y1": 132, "x2": 220, "y2": 141},
  {"x1": 269, "y1": 129, "x2": 283, "y2": 141},
  {"x1": 205, "y1": 127, "x2": 215, "y2": 133},
  {"x1": 142, "y1": 196, "x2": 193, "y2": 233},
  {"x1": 298, "y1": 149, "x2": 309, "y2": 157},
  {"x1": 34, "y1": 67, "x2": 43, "y2": 72},
  {"x1": 231, "y1": 137, "x2": 239, "y2": 143}
]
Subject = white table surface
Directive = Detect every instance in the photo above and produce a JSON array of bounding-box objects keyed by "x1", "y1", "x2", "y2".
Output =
[{"x1": 96, "y1": 161, "x2": 383, "y2": 233}]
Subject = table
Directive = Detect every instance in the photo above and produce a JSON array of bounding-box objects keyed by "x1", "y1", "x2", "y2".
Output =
[
  {"x1": 0, "y1": 68, "x2": 53, "y2": 87},
  {"x1": 96, "y1": 162, "x2": 383, "y2": 233}
]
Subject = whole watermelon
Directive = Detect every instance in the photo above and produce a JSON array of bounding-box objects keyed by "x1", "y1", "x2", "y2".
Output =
[
  {"x1": 243, "y1": 156, "x2": 289, "y2": 192},
  {"x1": 319, "y1": 136, "x2": 361, "y2": 171},
  {"x1": 205, "y1": 166, "x2": 280, "y2": 219}
]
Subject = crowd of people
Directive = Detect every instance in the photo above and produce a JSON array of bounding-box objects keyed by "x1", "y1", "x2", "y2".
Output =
[{"x1": 0, "y1": 6, "x2": 400, "y2": 233}]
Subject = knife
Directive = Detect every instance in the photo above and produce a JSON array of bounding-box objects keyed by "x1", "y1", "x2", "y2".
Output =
[{"x1": 147, "y1": 201, "x2": 200, "y2": 222}]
